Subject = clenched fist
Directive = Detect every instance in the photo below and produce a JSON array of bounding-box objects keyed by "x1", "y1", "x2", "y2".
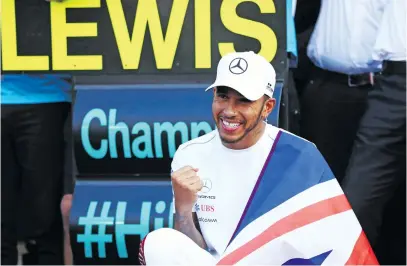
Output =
[{"x1": 171, "y1": 166, "x2": 203, "y2": 214}]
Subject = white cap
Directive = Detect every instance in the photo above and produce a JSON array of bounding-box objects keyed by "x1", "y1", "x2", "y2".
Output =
[{"x1": 205, "y1": 51, "x2": 276, "y2": 101}]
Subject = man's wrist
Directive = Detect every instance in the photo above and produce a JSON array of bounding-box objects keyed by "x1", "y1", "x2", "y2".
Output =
[
  {"x1": 175, "y1": 203, "x2": 194, "y2": 216},
  {"x1": 174, "y1": 211, "x2": 193, "y2": 223}
]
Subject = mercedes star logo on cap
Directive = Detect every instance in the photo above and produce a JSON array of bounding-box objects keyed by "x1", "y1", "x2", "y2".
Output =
[{"x1": 229, "y1": 57, "x2": 248, "y2": 74}]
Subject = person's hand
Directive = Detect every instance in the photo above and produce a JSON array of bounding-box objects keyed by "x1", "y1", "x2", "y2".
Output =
[{"x1": 171, "y1": 166, "x2": 203, "y2": 214}]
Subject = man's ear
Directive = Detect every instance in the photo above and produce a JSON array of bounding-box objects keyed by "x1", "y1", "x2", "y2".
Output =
[{"x1": 263, "y1": 97, "x2": 276, "y2": 118}]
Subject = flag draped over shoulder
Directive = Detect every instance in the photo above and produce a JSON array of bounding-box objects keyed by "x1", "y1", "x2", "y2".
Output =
[{"x1": 217, "y1": 131, "x2": 378, "y2": 265}]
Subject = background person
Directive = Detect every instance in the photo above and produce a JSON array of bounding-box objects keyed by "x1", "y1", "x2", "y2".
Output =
[
  {"x1": 299, "y1": 0, "x2": 383, "y2": 183},
  {"x1": 342, "y1": 1, "x2": 406, "y2": 264},
  {"x1": 1, "y1": 74, "x2": 72, "y2": 265}
]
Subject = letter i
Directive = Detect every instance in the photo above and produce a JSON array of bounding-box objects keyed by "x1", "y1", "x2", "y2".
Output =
[
  {"x1": 154, "y1": 201, "x2": 166, "y2": 229},
  {"x1": 194, "y1": 0, "x2": 211, "y2": 68}
]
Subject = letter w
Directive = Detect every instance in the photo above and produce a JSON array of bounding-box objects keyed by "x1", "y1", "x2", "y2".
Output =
[{"x1": 107, "y1": 0, "x2": 188, "y2": 69}]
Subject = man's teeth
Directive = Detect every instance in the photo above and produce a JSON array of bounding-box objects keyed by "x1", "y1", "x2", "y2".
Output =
[{"x1": 222, "y1": 120, "x2": 240, "y2": 128}]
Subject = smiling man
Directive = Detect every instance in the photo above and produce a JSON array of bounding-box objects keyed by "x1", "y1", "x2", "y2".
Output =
[{"x1": 139, "y1": 51, "x2": 377, "y2": 265}]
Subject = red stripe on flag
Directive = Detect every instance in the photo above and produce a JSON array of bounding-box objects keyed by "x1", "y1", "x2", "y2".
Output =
[
  {"x1": 346, "y1": 232, "x2": 379, "y2": 265},
  {"x1": 217, "y1": 194, "x2": 351, "y2": 265}
]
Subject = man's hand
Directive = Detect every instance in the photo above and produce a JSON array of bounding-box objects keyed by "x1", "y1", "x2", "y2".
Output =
[{"x1": 172, "y1": 166, "x2": 203, "y2": 214}]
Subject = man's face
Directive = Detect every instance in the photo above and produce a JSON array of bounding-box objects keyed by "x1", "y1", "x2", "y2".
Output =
[{"x1": 212, "y1": 86, "x2": 275, "y2": 148}]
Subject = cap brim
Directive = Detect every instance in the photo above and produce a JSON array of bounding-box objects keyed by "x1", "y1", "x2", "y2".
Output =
[
  {"x1": 205, "y1": 83, "x2": 261, "y2": 101},
  {"x1": 205, "y1": 83, "x2": 216, "y2": 92}
]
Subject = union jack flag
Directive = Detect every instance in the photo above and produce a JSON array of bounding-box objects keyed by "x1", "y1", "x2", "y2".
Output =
[{"x1": 217, "y1": 131, "x2": 378, "y2": 265}]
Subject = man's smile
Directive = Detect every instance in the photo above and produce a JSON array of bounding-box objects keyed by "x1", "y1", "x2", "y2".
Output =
[{"x1": 219, "y1": 118, "x2": 243, "y2": 132}]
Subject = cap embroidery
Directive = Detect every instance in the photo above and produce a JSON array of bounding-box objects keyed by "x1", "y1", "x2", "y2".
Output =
[
  {"x1": 266, "y1": 82, "x2": 274, "y2": 93},
  {"x1": 229, "y1": 58, "x2": 248, "y2": 74}
]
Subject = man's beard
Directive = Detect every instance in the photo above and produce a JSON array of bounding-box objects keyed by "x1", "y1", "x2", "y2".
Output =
[{"x1": 219, "y1": 105, "x2": 266, "y2": 144}]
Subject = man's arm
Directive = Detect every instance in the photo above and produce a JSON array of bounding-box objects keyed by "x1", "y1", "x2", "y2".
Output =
[
  {"x1": 174, "y1": 212, "x2": 207, "y2": 250},
  {"x1": 171, "y1": 165, "x2": 207, "y2": 249}
]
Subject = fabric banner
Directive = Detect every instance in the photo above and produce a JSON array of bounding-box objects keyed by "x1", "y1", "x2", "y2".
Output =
[
  {"x1": 218, "y1": 131, "x2": 378, "y2": 265},
  {"x1": 2, "y1": 0, "x2": 287, "y2": 80}
]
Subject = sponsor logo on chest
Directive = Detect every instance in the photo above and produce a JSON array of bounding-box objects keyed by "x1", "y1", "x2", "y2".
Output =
[
  {"x1": 195, "y1": 203, "x2": 215, "y2": 212},
  {"x1": 198, "y1": 195, "x2": 216, "y2": 199}
]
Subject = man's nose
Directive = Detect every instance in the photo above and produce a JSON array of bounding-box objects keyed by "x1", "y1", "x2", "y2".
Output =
[{"x1": 222, "y1": 102, "x2": 237, "y2": 117}]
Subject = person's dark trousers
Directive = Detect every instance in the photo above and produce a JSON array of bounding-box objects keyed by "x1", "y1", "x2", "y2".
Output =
[
  {"x1": 341, "y1": 61, "x2": 406, "y2": 265},
  {"x1": 374, "y1": 183, "x2": 406, "y2": 265},
  {"x1": 299, "y1": 66, "x2": 372, "y2": 183},
  {"x1": 1, "y1": 102, "x2": 70, "y2": 265},
  {"x1": 285, "y1": 69, "x2": 301, "y2": 135},
  {"x1": 64, "y1": 97, "x2": 76, "y2": 196}
]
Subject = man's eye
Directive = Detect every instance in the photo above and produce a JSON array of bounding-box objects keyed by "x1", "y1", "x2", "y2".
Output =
[{"x1": 218, "y1": 94, "x2": 228, "y2": 99}]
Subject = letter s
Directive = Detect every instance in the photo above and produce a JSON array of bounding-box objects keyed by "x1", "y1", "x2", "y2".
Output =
[{"x1": 219, "y1": 0, "x2": 277, "y2": 62}]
